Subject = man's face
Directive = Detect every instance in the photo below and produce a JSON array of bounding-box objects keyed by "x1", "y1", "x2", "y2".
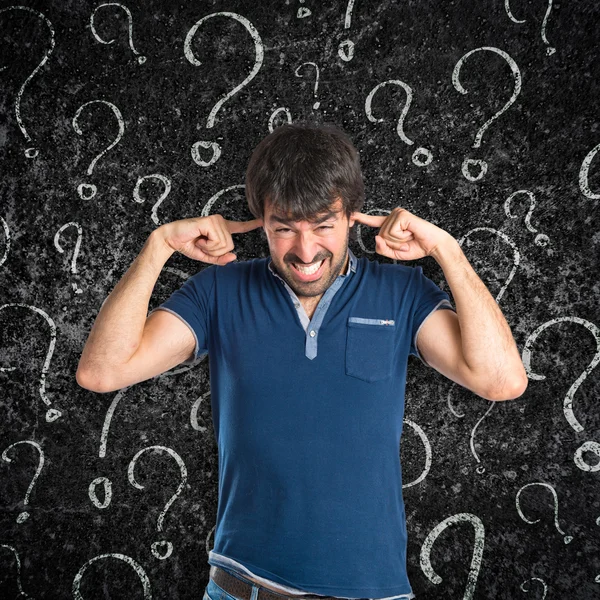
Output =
[{"x1": 262, "y1": 198, "x2": 356, "y2": 300}]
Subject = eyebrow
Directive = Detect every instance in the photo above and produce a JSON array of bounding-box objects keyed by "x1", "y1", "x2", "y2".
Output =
[{"x1": 269, "y1": 209, "x2": 338, "y2": 226}]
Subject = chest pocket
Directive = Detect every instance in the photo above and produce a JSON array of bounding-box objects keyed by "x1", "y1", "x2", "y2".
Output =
[{"x1": 345, "y1": 316, "x2": 396, "y2": 382}]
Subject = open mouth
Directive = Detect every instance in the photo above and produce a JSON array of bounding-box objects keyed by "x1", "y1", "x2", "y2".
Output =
[{"x1": 290, "y1": 259, "x2": 326, "y2": 281}]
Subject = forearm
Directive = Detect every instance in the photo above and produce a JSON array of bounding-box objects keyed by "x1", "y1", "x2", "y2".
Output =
[
  {"x1": 77, "y1": 229, "x2": 174, "y2": 382},
  {"x1": 430, "y1": 235, "x2": 528, "y2": 397}
]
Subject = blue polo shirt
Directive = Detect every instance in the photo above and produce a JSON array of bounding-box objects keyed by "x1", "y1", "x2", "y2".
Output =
[{"x1": 151, "y1": 247, "x2": 455, "y2": 599}]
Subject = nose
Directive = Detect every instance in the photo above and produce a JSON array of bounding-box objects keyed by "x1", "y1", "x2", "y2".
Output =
[{"x1": 289, "y1": 232, "x2": 327, "y2": 264}]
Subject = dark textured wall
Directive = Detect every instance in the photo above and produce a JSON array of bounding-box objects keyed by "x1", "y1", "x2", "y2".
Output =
[{"x1": 1, "y1": 1, "x2": 599, "y2": 598}]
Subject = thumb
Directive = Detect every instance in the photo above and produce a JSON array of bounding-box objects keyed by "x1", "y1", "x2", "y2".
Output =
[{"x1": 215, "y1": 252, "x2": 237, "y2": 265}]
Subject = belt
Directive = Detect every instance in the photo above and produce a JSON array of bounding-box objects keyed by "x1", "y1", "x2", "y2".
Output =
[{"x1": 210, "y1": 566, "x2": 345, "y2": 600}]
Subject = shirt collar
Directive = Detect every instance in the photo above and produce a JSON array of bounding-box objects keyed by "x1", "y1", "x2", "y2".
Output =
[{"x1": 268, "y1": 246, "x2": 357, "y2": 278}]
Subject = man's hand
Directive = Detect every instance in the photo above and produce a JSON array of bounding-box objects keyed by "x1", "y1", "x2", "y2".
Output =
[
  {"x1": 352, "y1": 208, "x2": 452, "y2": 261},
  {"x1": 159, "y1": 214, "x2": 263, "y2": 265}
]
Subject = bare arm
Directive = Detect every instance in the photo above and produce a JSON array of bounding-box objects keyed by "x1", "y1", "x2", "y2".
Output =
[
  {"x1": 76, "y1": 215, "x2": 263, "y2": 392},
  {"x1": 75, "y1": 230, "x2": 175, "y2": 391}
]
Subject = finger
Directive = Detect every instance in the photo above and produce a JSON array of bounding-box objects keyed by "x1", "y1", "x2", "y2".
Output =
[
  {"x1": 214, "y1": 251, "x2": 236, "y2": 265},
  {"x1": 351, "y1": 212, "x2": 387, "y2": 227},
  {"x1": 384, "y1": 237, "x2": 410, "y2": 248},
  {"x1": 227, "y1": 218, "x2": 264, "y2": 234},
  {"x1": 380, "y1": 212, "x2": 412, "y2": 243},
  {"x1": 196, "y1": 218, "x2": 226, "y2": 252}
]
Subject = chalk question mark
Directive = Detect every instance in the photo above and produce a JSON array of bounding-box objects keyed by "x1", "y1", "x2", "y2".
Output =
[
  {"x1": 0, "y1": 304, "x2": 62, "y2": 422},
  {"x1": 365, "y1": 80, "x2": 433, "y2": 167},
  {"x1": 338, "y1": 0, "x2": 357, "y2": 61},
  {"x1": 579, "y1": 141, "x2": 600, "y2": 200},
  {"x1": 88, "y1": 387, "x2": 130, "y2": 510},
  {"x1": 0, "y1": 215, "x2": 11, "y2": 268},
  {"x1": 522, "y1": 317, "x2": 600, "y2": 472},
  {"x1": 268, "y1": 107, "x2": 293, "y2": 132},
  {"x1": 191, "y1": 390, "x2": 212, "y2": 432},
  {"x1": 2, "y1": 440, "x2": 44, "y2": 523},
  {"x1": 73, "y1": 553, "x2": 152, "y2": 599},
  {"x1": 0, "y1": 5, "x2": 55, "y2": 158},
  {"x1": 296, "y1": 0, "x2": 311, "y2": 19},
  {"x1": 90, "y1": 2, "x2": 146, "y2": 64},
  {"x1": 0, "y1": 544, "x2": 36, "y2": 599},
  {"x1": 54, "y1": 222, "x2": 83, "y2": 294},
  {"x1": 184, "y1": 12, "x2": 264, "y2": 167},
  {"x1": 504, "y1": 190, "x2": 550, "y2": 247},
  {"x1": 420, "y1": 513, "x2": 485, "y2": 600},
  {"x1": 72, "y1": 99, "x2": 125, "y2": 200},
  {"x1": 516, "y1": 482, "x2": 573, "y2": 543},
  {"x1": 505, "y1": 0, "x2": 555, "y2": 55},
  {"x1": 133, "y1": 174, "x2": 172, "y2": 226},
  {"x1": 294, "y1": 62, "x2": 320, "y2": 110},
  {"x1": 128, "y1": 445, "x2": 188, "y2": 560},
  {"x1": 452, "y1": 46, "x2": 522, "y2": 182},
  {"x1": 444, "y1": 228, "x2": 521, "y2": 472},
  {"x1": 401, "y1": 419, "x2": 433, "y2": 488},
  {"x1": 520, "y1": 577, "x2": 548, "y2": 599}
]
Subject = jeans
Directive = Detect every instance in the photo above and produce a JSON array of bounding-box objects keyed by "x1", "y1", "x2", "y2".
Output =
[{"x1": 203, "y1": 573, "x2": 415, "y2": 600}]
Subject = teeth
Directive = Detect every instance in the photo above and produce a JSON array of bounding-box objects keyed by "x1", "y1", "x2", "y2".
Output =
[{"x1": 293, "y1": 260, "x2": 323, "y2": 275}]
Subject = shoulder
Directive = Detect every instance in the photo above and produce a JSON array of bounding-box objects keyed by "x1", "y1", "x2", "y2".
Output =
[
  {"x1": 358, "y1": 256, "x2": 417, "y2": 284},
  {"x1": 212, "y1": 257, "x2": 270, "y2": 283}
]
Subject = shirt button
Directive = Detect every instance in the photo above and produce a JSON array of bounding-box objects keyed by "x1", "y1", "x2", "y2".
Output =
[{"x1": 310, "y1": 330, "x2": 316, "y2": 337}]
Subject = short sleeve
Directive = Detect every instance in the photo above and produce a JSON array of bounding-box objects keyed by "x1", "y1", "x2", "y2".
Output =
[
  {"x1": 409, "y1": 265, "x2": 456, "y2": 367},
  {"x1": 148, "y1": 265, "x2": 217, "y2": 365}
]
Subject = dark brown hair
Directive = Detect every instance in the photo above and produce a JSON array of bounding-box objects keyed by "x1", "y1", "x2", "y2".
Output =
[{"x1": 245, "y1": 121, "x2": 365, "y2": 228}]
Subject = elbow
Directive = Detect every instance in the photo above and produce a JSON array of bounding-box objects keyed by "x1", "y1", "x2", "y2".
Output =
[
  {"x1": 75, "y1": 366, "x2": 110, "y2": 393},
  {"x1": 486, "y1": 376, "x2": 529, "y2": 402}
]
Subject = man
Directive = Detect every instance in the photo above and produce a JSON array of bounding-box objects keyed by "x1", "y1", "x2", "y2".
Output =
[{"x1": 76, "y1": 122, "x2": 528, "y2": 600}]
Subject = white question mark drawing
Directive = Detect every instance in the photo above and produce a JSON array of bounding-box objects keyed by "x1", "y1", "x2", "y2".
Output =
[
  {"x1": 401, "y1": 419, "x2": 433, "y2": 488},
  {"x1": 296, "y1": 0, "x2": 311, "y2": 19},
  {"x1": 268, "y1": 107, "x2": 293, "y2": 132},
  {"x1": 90, "y1": 2, "x2": 146, "y2": 64},
  {"x1": 133, "y1": 174, "x2": 172, "y2": 226},
  {"x1": 338, "y1": 0, "x2": 356, "y2": 62},
  {"x1": 0, "y1": 5, "x2": 55, "y2": 158},
  {"x1": 88, "y1": 387, "x2": 130, "y2": 510},
  {"x1": 2, "y1": 440, "x2": 44, "y2": 523},
  {"x1": 469, "y1": 401, "x2": 496, "y2": 475},
  {"x1": 72, "y1": 553, "x2": 152, "y2": 599},
  {"x1": 365, "y1": 80, "x2": 433, "y2": 167},
  {"x1": 128, "y1": 445, "x2": 188, "y2": 560},
  {"x1": 54, "y1": 222, "x2": 83, "y2": 294},
  {"x1": 579, "y1": 141, "x2": 600, "y2": 200},
  {"x1": 456, "y1": 228, "x2": 521, "y2": 303},
  {"x1": 516, "y1": 482, "x2": 573, "y2": 543},
  {"x1": 191, "y1": 390, "x2": 212, "y2": 432},
  {"x1": 504, "y1": 190, "x2": 551, "y2": 247},
  {"x1": 201, "y1": 183, "x2": 246, "y2": 217},
  {"x1": 0, "y1": 215, "x2": 11, "y2": 268},
  {"x1": 72, "y1": 99, "x2": 125, "y2": 200},
  {"x1": 0, "y1": 304, "x2": 62, "y2": 422},
  {"x1": 443, "y1": 228, "x2": 520, "y2": 471},
  {"x1": 294, "y1": 62, "x2": 320, "y2": 110},
  {"x1": 520, "y1": 576, "x2": 548, "y2": 599},
  {"x1": 184, "y1": 12, "x2": 264, "y2": 167},
  {"x1": 420, "y1": 513, "x2": 485, "y2": 600},
  {"x1": 504, "y1": 0, "x2": 555, "y2": 56},
  {"x1": 522, "y1": 316, "x2": 600, "y2": 472},
  {"x1": 452, "y1": 46, "x2": 522, "y2": 182},
  {"x1": 0, "y1": 544, "x2": 36, "y2": 598}
]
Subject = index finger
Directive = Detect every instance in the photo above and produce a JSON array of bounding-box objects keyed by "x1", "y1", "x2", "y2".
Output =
[
  {"x1": 351, "y1": 212, "x2": 387, "y2": 227},
  {"x1": 226, "y1": 218, "x2": 264, "y2": 234}
]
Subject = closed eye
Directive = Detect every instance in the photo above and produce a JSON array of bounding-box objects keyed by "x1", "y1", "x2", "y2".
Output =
[{"x1": 275, "y1": 226, "x2": 333, "y2": 232}]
